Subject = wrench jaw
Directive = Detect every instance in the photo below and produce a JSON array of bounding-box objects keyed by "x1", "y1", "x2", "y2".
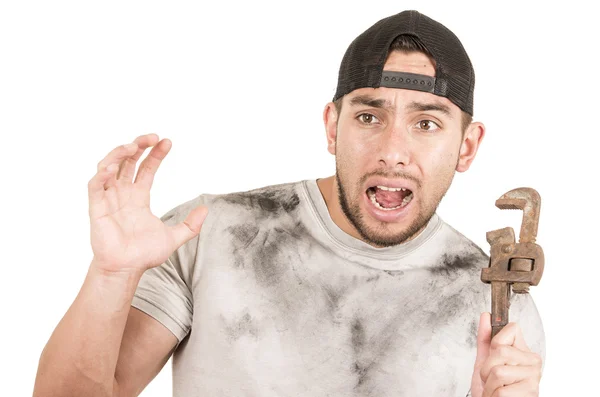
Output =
[
  {"x1": 481, "y1": 188, "x2": 544, "y2": 339},
  {"x1": 486, "y1": 227, "x2": 515, "y2": 248},
  {"x1": 495, "y1": 187, "x2": 541, "y2": 244}
]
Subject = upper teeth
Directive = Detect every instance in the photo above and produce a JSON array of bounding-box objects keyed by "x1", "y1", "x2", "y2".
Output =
[{"x1": 376, "y1": 185, "x2": 406, "y2": 192}]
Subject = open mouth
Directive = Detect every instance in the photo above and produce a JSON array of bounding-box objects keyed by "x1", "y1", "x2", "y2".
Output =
[{"x1": 366, "y1": 185, "x2": 414, "y2": 211}]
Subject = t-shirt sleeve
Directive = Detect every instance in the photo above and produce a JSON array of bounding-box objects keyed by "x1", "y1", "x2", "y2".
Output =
[
  {"x1": 131, "y1": 194, "x2": 206, "y2": 345},
  {"x1": 509, "y1": 291, "x2": 546, "y2": 373}
]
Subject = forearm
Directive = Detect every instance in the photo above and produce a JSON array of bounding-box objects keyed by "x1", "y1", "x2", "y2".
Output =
[{"x1": 33, "y1": 260, "x2": 143, "y2": 397}]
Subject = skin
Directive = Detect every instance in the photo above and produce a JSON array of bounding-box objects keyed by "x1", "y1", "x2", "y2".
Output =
[
  {"x1": 318, "y1": 50, "x2": 484, "y2": 248},
  {"x1": 318, "y1": 51, "x2": 542, "y2": 395}
]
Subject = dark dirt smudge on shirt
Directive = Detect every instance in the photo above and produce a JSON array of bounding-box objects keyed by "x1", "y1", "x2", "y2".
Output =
[{"x1": 217, "y1": 183, "x2": 488, "y2": 392}]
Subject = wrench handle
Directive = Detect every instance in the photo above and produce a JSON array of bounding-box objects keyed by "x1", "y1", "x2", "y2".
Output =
[
  {"x1": 491, "y1": 325, "x2": 503, "y2": 339},
  {"x1": 490, "y1": 281, "x2": 510, "y2": 340}
]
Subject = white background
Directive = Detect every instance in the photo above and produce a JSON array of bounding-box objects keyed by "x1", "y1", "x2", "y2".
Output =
[{"x1": 0, "y1": 0, "x2": 597, "y2": 395}]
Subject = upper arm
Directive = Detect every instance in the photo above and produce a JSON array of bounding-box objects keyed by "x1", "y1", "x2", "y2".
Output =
[{"x1": 114, "y1": 306, "x2": 179, "y2": 397}]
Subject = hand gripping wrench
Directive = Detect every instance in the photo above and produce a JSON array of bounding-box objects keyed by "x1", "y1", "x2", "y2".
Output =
[{"x1": 480, "y1": 188, "x2": 545, "y2": 339}]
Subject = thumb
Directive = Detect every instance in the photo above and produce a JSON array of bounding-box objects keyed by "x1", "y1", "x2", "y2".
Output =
[
  {"x1": 474, "y1": 312, "x2": 492, "y2": 369},
  {"x1": 470, "y1": 313, "x2": 492, "y2": 397},
  {"x1": 169, "y1": 205, "x2": 209, "y2": 248}
]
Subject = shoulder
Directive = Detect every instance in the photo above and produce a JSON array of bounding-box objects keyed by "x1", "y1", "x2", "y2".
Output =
[
  {"x1": 159, "y1": 180, "x2": 305, "y2": 224},
  {"x1": 209, "y1": 180, "x2": 303, "y2": 216},
  {"x1": 427, "y1": 218, "x2": 490, "y2": 276},
  {"x1": 186, "y1": 180, "x2": 308, "y2": 241}
]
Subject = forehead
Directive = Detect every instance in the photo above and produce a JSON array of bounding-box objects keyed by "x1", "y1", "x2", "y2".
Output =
[{"x1": 383, "y1": 51, "x2": 436, "y2": 77}]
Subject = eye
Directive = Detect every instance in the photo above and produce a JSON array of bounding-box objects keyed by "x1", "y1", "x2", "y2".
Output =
[
  {"x1": 415, "y1": 120, "x2": 440, "y2": 131},
  {"x1": 357, "y1": 113, "x2": 380, "y2": 125}
]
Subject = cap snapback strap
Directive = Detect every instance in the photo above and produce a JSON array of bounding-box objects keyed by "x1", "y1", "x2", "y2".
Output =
[{"x1": 380, "y1": 71, "x2": 435, "y2": 93}]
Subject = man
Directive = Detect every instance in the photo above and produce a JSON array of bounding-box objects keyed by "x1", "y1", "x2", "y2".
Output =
[{"x1": 34, "y1": 10, "x2": 544, "y2": 397}]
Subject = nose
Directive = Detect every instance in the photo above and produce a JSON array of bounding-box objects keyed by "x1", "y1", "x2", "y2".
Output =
[{"x1": 377, "y1": 125, "x2": 411, "y2": 168}]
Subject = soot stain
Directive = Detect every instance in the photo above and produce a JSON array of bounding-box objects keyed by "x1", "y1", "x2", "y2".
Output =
[
  {"x1": 436, "y1": 290, "x2": 464, "y2": 321},
  {"x1": 350, "y1": 318, "x2": 373, "y2": 387},
  {"x1": 424, "y1": 283, "x2": 478, "y2": 339},
  {"x1": 219, "y1": 187, "x2": 300, "y2": 216},
  {"x1": 222, "y1": 312, "x2": 258, "y2": 342},
  {"x1": 227, "y1": 223, "x2": 260, "y2": 268},
  {"x1": 384, "y1": 269, "x2": 405, "y2": 278},
  {"x1": 351, "y1": 318, "x2": 365, "y2": 353},
  {"x1": 252, "y1": 231, "x2": 285, "y2": 286},
  {"x1": 282, "y1": 193, "x2": 300, "y2": 212},
  {"x1": 365, "y1": 274, "x2": 380, "y2": 283},
  {"x1": 249, "y1": 221, "x2": 310, "y2": 288},
  {"x1": 322, "y1": 284, "x2": 344, "y2": 315},
  {"x1": 353, "y1": 361, "x2": 374, "y2": 387},
  {"x1": 350, "y1": 313, "x2": 404, "y2": 390},
  {"x1": 423, "y1": 243, "x2": 490, "y2": 335},
  {"x1": 466, "y1": 317, "x2": 478, "y2": 347},
  {"x1": 227, "y1": 221, "x2": 309, "y2": 273},
  {"x1": 429, "y1": 251, "x2": 484, "y2": 276},
  {"x1": 229, "y1": 224, "x2": 260, "y2": 248}
]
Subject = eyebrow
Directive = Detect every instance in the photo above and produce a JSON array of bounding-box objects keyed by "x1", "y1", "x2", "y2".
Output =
[
  {"x1": 406, "y1": 101, "x2": 453, "y2": 118},
  {"x1": 348, "y1": 95, "x2": 453, "y2": 118},
  {"x1": 349, "y1": 95, "x2": 395, "y2": 112}
]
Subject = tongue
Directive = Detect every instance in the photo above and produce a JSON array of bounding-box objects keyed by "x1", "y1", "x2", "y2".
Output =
[{"x1": 374, "y1": 187, "x2": 409, "y2": 208}]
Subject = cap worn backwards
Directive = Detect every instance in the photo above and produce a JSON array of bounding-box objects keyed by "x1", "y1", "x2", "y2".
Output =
[{"x1": 333, "y1": 10, "x2": 475, "y2": 116}]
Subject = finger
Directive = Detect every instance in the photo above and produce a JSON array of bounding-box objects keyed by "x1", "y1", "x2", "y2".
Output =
[
  {"x1": 117, "y1": 133, "x2": 160, "y2": 183},
  {"x1": 88, "y1": 163, "x2": 119, "y2": 217},
  {"x1": 491, "y1": 321, "x2": 530, "y2": 352},
  {"x1": 97, "y1": 142, "x2": 140, "y2": 190},
  {"x1": 168, "y1": 205, "x2": 209, "y2": 250},
  {"x1": 491, "y1": 382, "x2": 536, "y2": 397},
  {"x1": 483, "y1": 366, "x2": 540, "y2": 397},
  {"x1": 470, "y1": 312, "x2": 492, "y2": 397},
  {"x1": 474, "y1": 312, "x2": 492, "y2": 368},
  {"x1": 133, "y1": 138, "x2": 172, "y2": 190},
  {"x1": 480, "y1": 345, "x2": 542, "y2": 382},
  {"x1": 97, "y1": 141, "x2": 141, "y2": 173}
]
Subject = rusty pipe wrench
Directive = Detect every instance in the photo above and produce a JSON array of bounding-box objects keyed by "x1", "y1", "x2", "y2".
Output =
[{"x1": 480, "y1": 188, "x2": 545, "y2": 339}]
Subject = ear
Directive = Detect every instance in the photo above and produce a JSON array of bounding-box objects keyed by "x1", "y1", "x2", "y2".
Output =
[
  {"x1": 323, "y1": 101, "x2": 339, "y2": 155},
  {"x1": 456, "y1": 121, "x2": 485, "y2": 172}
]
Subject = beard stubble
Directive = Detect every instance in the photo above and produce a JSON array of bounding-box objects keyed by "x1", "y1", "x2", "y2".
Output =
[{"x1": 335, "y1": 157, "x2": 454, "y2": 248}]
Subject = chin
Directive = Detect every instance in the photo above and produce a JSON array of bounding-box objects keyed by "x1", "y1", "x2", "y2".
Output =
[
  {"x1": 346, "y1": 194, "x2": 429, "y2": 247},
  {"x1": 359, "y1": 208, "x2": 426, "y2": 247},
  {"x1": 335, "y1": 169, "x2": 436, "y2": 247}
]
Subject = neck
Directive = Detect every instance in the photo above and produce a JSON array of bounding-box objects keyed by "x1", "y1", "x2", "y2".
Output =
[{"x1": 316, "y1": 175, "x2": 365, "y2": 243}]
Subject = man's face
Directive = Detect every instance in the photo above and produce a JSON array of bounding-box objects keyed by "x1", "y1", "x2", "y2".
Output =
[{"x1": 333, "y1": 51, "x2": 467, "y2": 247}]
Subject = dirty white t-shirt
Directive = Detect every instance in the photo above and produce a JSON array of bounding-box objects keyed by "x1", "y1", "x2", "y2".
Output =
[{"x1": 131, "y1": 179, "x2": 545, "y2": 397}]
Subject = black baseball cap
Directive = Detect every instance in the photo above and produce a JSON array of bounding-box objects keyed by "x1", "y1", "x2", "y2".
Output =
[{"x1": 333, "y1": 10, "x2": 475, "y2": 116}]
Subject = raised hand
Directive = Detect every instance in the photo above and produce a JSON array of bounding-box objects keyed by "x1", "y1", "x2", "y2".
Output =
[
  {"x1": 87, "y1": 133, "x2": 208, "y2": 275},
  {"x1": 470, "y1": 312, "x2": 543, "y2": 397}
]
